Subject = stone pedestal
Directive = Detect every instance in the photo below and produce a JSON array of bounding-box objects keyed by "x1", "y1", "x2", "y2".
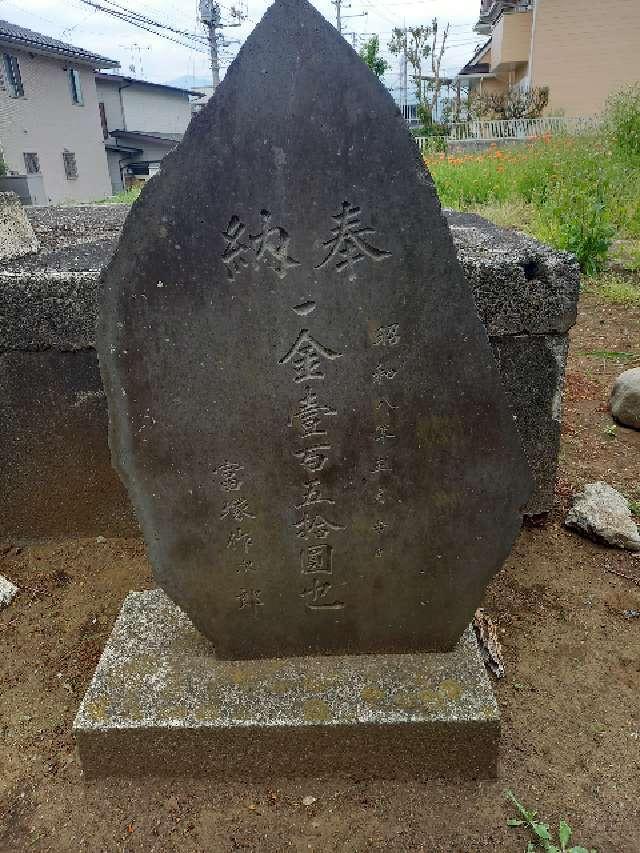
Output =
[{"x1": 74, "y1": 590, "x2": 499, "y2": 780}]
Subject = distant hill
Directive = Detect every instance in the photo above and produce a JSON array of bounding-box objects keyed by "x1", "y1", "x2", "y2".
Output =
[{"x1": 165, "y1": 75, "x2": 212, "y2": 89}]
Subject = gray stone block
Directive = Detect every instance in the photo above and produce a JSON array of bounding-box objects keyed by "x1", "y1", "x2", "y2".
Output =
[
  {"x1": 489, "y1": 335, "x2": 569, "y2": 516},
  {"x1": 74, "y1": 589, "x2": 499, "y2": 780},
  {"x1": 0, "y1": 350, "x2": 134, "y2": 539},
  {"x1": 446, "y1": 211, "x2": 580, "y2": 336},
  {"x1": 0, "y1": 204, "x2": 578, "y2": 540}
]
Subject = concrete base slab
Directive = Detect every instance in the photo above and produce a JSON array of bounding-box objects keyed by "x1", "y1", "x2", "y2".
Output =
[{"x1": 74, "y1": 590, "x2": 499, "y2": 780}]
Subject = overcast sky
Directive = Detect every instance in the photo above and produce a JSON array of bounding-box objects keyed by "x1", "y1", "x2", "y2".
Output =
[{"x1": 2, "y1": 0, "x2": 482, "y2": 94}]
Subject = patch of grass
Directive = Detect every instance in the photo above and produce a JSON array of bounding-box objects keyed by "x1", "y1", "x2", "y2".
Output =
[
  {"x1": 98, "y1": 187, "x2": 142, "y2": 205},
  {"x1": 506, "y1": 791, "x2": 596, "y2": 853},
  {"x1": 469, "y1": 200, "x2": 537, "y2": 233},
  {"x1": 629, "y1": 499, "x2": 640, "y2": 517},
  {"x1": 424, "y1": 119, "x2": 640, "y2": 273},
  {"x1": 585, "y1": 272, "x2": 640, "y2": 307},
  {"x1": 578, "y1": 349, "x2": 639, "y2": 362}
]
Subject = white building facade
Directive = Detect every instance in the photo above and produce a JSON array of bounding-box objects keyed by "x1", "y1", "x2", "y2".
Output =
[{"x1": 0, "y1": 20, "x2": 117, "y2": 204}]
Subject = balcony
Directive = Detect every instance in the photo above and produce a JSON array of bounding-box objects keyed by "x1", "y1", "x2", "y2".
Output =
[
  {"x1": 490, "y1": 8, "x2": 532, "y2": 72},
  {"x1": 475, "y1": 0, "x2": 531, "y2": 35}
]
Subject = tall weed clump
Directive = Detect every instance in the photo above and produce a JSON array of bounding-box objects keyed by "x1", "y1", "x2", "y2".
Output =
[
  {"x1": 424, "y1": 86, "x2": 640, "y2": 273},
  {"x1": 532, "y1": 140, "x2": 615, "y2": 275}
]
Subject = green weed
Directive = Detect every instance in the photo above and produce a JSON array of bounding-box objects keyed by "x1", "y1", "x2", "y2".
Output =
[
  {"x1": 506, "y1": 791, "x2": 596, "y2": 853},
  {"x1": 579, "y1": 349, "x2": 639, "y2": 362},
  {"x1": 98, "y1": 187, "x2": 142, "y2": 204},
  {"x1": 586, "y1": 273, "x2": 640, "y2": 307}
]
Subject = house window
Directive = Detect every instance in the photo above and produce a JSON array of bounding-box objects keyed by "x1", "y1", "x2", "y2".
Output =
[
  {"x1": 3, "y1": 53, "x2": 24, "y2": 98},
  {"x1": 23, "y1": 152, "x2": 40, "y2": 174},
  {"x1": 68, "y1": 67, "x2": 83, "y2": 105},
  {"x1": 62, "y1": 151, "x2": 78, "y2": 179},
  {"x1": 98, "y1": 101, "x2": 108, "y2": 139}
]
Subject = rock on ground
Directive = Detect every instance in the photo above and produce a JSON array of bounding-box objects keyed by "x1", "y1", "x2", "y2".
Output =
[
  {"x1": 0, "y1": 192, "x2": 39, "y2": 260},
  {"x1": 0, "y1": 574, "x2": 19, "y2": 607},
  {"x1": 565, "y1": 482, "x2": 640, "y2": 552},
  {"x1": 610, "y1": 367, "x2": 640, "y2": 430}
]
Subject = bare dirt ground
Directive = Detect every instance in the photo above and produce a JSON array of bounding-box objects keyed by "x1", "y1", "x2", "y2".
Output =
[{"x1": 1, "y1": 292, "x2": 639, "y2": 853}]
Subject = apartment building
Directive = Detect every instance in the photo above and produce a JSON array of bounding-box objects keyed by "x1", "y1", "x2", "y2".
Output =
[
  {"x1": 0, "y1": 20, "x2": 117, "y2": 204},
  {"x1": 458, "y1": 0, "x2": 640, "y2": 117}
]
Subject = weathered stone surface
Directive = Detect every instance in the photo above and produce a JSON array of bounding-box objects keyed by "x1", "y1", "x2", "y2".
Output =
[
  {"x1": 74, "y1": 589, "x2": 499, "y2": 779},
  {"x1": 565, "y1": 482, "x2": 640, "y2": 552},
  {"x1": 0, "y1": 350, "x2": 133, "y2": 539},
  {"x1": 97, "y1": 0, "x2": 531, "y2": 658},
  {"x1": 610, "y1": 367, "x2": 640, "y2": 430},
  {"x1": 0, "y1": 193, "x2": 39, "y2": 261},
  {"x1": 446, "y1": 211, "x2": 580, "y2": 336},
  {"x1": 489, "y1": 334, "x2": 569, "y2": 515},
  {"x1": 0, "y1": 204, "x2": 572, "y2": 541},
  {"x1": 0, "y1": 575, "x2": 18, "y2": 607}
]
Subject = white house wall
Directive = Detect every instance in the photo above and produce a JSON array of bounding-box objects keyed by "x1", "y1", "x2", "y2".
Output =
[
  {"x1": 0, "y1": 51, "x2": 112, "y2": 203},
  {"x1": 122, "y1": 85, "x2": 192, "y2": 135},
  {"x1": 96, "y1": 79, "x2": 125, "y2": 135}
]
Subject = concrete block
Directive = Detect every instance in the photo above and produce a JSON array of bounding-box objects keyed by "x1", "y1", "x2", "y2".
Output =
[{"x1": 74, "y1": 590, "x2": 499, "y2": 780}]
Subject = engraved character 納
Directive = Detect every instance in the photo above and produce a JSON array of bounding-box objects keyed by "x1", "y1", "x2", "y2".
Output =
[
  {"x1": 316, "y1": 201, "x2": 391, "y2": 272},
  {"x1": 279, "y1": 329, "x2": 342, "y2": 383},
  {"x1": 222, "y1": 216, "x2": 250, "y2": 281},
  {"x1": 251, "y1": 209, "x2": 300, "y2": 280}
]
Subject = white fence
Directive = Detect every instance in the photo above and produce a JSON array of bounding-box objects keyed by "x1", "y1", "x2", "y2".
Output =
[{"x1": 414, "y1": 115, "x2": 600, "y2": 152}]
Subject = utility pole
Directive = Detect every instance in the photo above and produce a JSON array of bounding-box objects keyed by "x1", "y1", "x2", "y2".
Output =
[
  {"x1": 199, "y1": 0, "x2": 243, "y2": 89},
  {"x1": 200, "y1": 0, "x2": 221, "y2": 87},
  {"x1": 332, "y1": 0, "x2": 343, "y2": 32},
  {"x1": 402, "y1": 26, "x2": 408, "y2": 121}
]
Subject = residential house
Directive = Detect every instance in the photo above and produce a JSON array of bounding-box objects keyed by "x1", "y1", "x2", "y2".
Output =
[
  {"x1": 95, "y1": 73, "x2": 201, "y2": 193},
  {"x1": 458, "y1": 0, "x2": 640, "y2": 117},
  {"x1": 0, "y1": 20, "x2": 118, "y2": 204}
]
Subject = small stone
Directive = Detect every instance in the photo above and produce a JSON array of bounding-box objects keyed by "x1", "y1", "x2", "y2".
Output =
[
  {"x1": 0, "y1": 192, "x2": 39, "y2": 259},
  {"x1": 96, "y1": 536, "x2": 107, "y2": 544},
  {"x1": 302, "y1": 796, "x2": 317, "y2": 807},
  {"x1": 0, "y1": 575, "x2": 19, "y2": 607},
  {"x1": 565, "y1": 482, "x2": 640, "y2": 552},
  {"x1": 610, "y1": 368, "x2": 640, "y2": 430}
]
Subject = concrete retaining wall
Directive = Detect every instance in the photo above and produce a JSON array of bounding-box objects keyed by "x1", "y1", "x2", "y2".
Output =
[{"x1": 0, "y1": 204, "x2": 580, "y2": 540}]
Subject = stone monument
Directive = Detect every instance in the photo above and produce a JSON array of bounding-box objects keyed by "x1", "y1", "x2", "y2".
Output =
[{"x1": 75, "y1": 0, "x2": 532, "y2": 778}]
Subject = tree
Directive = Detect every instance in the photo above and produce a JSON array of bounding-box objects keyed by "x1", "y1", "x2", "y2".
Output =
[
  {"x1": 359, "y1": 35, "x2": 389, "y2": 79},
  {"x1": 429, "y1": 19, "x2": 450, "y2": 121},
  {"x1": 472, "y1": 86, "x2": 550, "y2": 120},
  {"x1": 388, "y1": 25, "x2": 432, "y2": 109}
]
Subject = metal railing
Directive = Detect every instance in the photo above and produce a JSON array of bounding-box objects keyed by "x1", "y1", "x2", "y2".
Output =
[{"x1": 447, "y1": 115, "x2": 599, "y2": 142}]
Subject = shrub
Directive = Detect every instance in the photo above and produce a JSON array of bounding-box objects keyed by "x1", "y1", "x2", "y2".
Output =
[{"x1": 603, "y1": 83, "x2": 640, "y2": 162}]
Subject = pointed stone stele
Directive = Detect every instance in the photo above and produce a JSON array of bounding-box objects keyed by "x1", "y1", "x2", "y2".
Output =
[{"x1": 79, "y1": 0, "x2": 532, "y2": 777}]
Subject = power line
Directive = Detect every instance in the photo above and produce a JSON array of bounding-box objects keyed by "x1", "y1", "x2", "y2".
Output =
[{"x1": 75, "y1": 0, "x2": 210, "y2": 53}]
